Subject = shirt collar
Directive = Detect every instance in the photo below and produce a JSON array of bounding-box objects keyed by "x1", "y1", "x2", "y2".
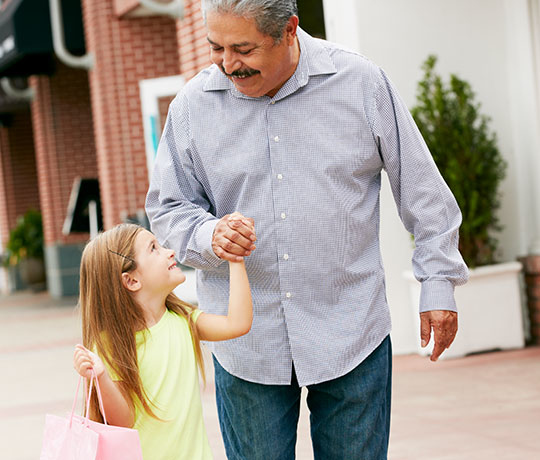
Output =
[
  {"x1": 202, "y1": 27, "x2": 337, "y2": 97},
  {"x1": 296, "y1": 27, "x2": 337, "y2": 78}
]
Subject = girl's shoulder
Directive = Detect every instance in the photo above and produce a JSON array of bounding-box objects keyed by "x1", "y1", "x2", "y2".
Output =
[{"x1": 167, "y1": 306, "x2": 203, "y2": 323}]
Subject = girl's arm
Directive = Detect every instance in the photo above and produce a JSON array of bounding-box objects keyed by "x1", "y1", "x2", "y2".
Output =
[
  {"x1": 73, "y1": 344, "x2": 135, "y2": 428},
  {"x1": 195, "y1": 260, "x2": 253, "y2": 341}
]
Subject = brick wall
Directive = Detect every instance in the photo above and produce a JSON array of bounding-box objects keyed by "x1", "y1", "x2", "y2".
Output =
[
  {"x1": 0, "y1": 109, "x2": 40, "y2": 247},
  {"x1": 177, "y1": 0, "x2": 212, "y2": 79},
  {"x1": 0, "y1": 126, "x2": 11, "y2": 246},
  {"x1": 113, "y1": 0, "x2": 139, "y2": 16},
  {"x1": 30, "y1": 62, "x2": 97, "y2": 246},
  {"x1": 8, "y1": 110, "x2": 40, "y2": 223},
  {"x1": 82, "y1": 0, "x2": 181, "y2": 228}
]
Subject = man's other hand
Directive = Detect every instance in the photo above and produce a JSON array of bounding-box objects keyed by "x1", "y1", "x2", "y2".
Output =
[{"x1": 420, "y1": 310, "x2": 458, "y2": 362}]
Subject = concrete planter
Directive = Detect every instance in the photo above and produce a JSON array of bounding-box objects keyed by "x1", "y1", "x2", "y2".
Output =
[
  {"x1": 19, "y1": 257, "x2": 47, "y2": 292},
  {"x1": 3, "y1": 258, "x2": 46, "y2": 292},
  {"x1": 19, "y1": 257, "x2": 46, "y2": 286},
  {"x1": 403, "y1": 261, "x2": 525, "y2": 359}
]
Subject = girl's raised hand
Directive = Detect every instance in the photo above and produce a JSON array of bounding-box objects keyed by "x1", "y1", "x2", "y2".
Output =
[{"x1": 73, "y1": 344, "x2": 106, "y2": 379}]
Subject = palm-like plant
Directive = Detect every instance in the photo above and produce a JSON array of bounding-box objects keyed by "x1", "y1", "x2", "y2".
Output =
[{"x1": 411, "y1": 55, "x2": 506, "y2": 268}]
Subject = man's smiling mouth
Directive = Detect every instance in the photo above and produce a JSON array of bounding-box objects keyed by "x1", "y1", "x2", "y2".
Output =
[{"x1": 221, "y1": 66, "x2": 260, "y2": 79}]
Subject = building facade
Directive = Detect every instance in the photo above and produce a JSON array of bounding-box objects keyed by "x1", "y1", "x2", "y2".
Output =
[{"x1": 0, "y1": 0, "x2": 538, "y2": 353}]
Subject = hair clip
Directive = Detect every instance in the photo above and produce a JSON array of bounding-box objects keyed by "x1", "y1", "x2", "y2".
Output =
[{"x1": 107, "y1": 248, "x2": 135, "y2": 264}]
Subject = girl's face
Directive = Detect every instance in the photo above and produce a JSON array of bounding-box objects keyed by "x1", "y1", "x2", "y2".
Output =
[{"x1": 131, "y1": 229, "x2": 186, "y2": 295}]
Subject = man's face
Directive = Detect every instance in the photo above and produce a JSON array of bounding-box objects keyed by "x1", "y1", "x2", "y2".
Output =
[{"x1": 206, "y1": 11, "x2": 299, "y2": 98}]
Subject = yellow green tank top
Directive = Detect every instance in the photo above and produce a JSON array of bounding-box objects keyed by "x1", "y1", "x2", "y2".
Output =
[{"x1": 132, "y1": 309, "x2": 212, "y2": 459}]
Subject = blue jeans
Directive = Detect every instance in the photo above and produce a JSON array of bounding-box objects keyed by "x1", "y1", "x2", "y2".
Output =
[{"x1": 214, "y1": 336, "x2": 392, "y2": 460}]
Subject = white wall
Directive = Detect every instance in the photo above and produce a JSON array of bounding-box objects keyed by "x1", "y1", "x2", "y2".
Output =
[{"x1": 322, "y1": 0, "x2": 540, "y2": 353}]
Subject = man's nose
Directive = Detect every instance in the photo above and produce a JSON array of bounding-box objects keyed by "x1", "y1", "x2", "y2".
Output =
[{"x1": 222, "y1": 50, "x2": 241, "y2": 75}]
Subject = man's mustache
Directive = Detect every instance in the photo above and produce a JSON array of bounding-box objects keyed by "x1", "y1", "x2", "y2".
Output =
[{"x1": 220, "y1": 66, "x2": 260, "y2": 78}]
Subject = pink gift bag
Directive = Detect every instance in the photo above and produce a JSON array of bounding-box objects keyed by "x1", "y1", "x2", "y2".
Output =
[{"x1": 40, "y1": 371, "x2": 143, "y2": 460}]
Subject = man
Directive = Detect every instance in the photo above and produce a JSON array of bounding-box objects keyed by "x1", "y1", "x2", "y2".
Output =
[{"x1": 146, "y1": 0, "x2": 469, "y2": 458}]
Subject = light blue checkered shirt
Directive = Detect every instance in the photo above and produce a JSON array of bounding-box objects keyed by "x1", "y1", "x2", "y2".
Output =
[{"x1": 146, "y1": 28, "x2": 468, "y2": 386}]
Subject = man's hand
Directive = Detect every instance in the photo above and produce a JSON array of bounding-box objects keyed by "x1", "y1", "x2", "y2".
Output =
[
  {"x1": 420, "y1": 310, "x2": 458, "y2": 362},
  {"x1": 212, "y1": 212, "x2": 256, "y2": 262}
]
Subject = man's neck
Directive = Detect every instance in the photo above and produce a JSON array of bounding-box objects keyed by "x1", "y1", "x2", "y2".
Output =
[{"x1": 266, "y1": 37, "x2": 301, "y2": 98}]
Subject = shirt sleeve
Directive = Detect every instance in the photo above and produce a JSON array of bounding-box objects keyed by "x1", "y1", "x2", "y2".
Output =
[
  {"x1": 369, "y1": 68, "x2": 469, "y2": 313},
  {"x1": 190, "y1": 308, "x2": 204, "y2": 323},
  {"x1": 145, "y1": 94, "x2": 224, "y2": 270}
]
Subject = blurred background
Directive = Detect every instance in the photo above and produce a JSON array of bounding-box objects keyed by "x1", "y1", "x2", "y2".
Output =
[{"x1": 0, "y1": 0, "x2": 539, "y2": 458}]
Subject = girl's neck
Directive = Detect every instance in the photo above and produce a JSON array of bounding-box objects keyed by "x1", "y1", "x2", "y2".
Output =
[{"x1": 134, "y1": 290, "x2": 168, "y2": 328}]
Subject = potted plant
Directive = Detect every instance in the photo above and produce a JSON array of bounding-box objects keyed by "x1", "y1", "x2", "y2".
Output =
[
  {"x1": 403, "y1": 55, "x2": 524, "y2": 358},
  {"x1": 3, "y1": 209, "x2": 46, "y2": 290}
]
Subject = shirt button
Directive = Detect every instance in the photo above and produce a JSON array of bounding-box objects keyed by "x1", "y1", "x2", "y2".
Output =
[
  {"x1": 280, "y1": 212, "x2": 286, "y2": 220},
  {"x1": 270, "y1": 100, "x2": 276, "y2": 105},
  {"x1": 286, "y1": 292, "x2": 291, "y2": 298},
  {"x1": 283, "y1": 254, "x2": 289, "y2": 260},
  {"x1": 277, "y1": 174, "x2": 283, "y2": 180},
  {"x1": 274, "y1": 136, "x2": 279, "y2": 142}
]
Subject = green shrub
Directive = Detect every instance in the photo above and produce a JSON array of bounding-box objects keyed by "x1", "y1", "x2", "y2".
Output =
[
  {"x1": 411, "y1": 55, "x2": 506, "y2": 268},
  {"x1": 4, "y1": 209, "x2": 44, "y2": 266}
]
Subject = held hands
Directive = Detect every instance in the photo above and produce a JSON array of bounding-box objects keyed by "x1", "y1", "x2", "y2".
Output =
[
  {"x1": 73, "y1": 344, "x2": 106, "y2": 379},
  {"x1": 420, "y1": 310, "x2": 458, "y2": 362},
  {"x1": 212, "y1": 211, "x2": 256, "y2": 262}
]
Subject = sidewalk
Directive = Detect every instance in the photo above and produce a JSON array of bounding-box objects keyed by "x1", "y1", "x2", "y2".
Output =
[{"x1": 1, "y1": 291, "x2": 539, "y2": 459}]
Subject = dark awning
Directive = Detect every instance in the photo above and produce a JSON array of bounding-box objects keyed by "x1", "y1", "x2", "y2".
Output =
[{"x1": 0, "y1": 0, "x2": 86, "y2": 77}]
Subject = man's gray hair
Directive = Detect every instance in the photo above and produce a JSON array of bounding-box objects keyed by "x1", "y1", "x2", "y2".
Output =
[{"x1": 201, "y1": 0, "x2": 298, "y2": 43}]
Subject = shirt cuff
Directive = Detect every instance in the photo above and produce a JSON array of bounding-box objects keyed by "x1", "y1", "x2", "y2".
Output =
[
  {"x1": 419, "y1": 279, "x2": 457, "y2": 313},
  {"x1": 194, "y1": 219, "x2": 223, "y2": 268}
]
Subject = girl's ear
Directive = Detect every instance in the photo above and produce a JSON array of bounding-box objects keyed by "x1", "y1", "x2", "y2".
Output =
[{"x1": 122, "y1": 272, "x2": 141, "y2": 292}]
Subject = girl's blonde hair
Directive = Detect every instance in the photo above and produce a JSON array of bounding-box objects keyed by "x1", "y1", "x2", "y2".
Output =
[{"x1": 79, "y1": 223, "x2": 205, "y2": 422}]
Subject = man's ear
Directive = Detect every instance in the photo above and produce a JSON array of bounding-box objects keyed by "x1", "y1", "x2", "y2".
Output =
[
  {"x1": 122, "y1": 272, "x2": 141, "y2": 292},
  {"x1": 285, "y1": 15, "x2": 299, "y2": 45}
]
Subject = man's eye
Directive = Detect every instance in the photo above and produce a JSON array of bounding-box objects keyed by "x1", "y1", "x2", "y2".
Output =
[
  {"x1": 211, "y1": 46, "x2": 223, "y2": 52},
  {"x1": 238, "y1": 49, "x2": 252, "y2": 55}
]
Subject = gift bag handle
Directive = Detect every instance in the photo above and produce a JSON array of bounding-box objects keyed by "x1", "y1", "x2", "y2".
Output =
[
  {"x1": 68, "y1": 374, "x2": 90, "y2": 428},
  {"x1": 69, "y1": 369, "x2": 108, "y2": 428},
  {"x1": 89, "y1": 369, "x2": 108, "y2": 425}
]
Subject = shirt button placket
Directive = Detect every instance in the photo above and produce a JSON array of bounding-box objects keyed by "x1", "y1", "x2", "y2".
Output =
[
  {"x1": 280, "y1": 174, "x2": 291, "y2": 298},
  {"x1": 279, "y1": 201, "x2": 290, "y2": 298},
  {"x1": 269, "y1": 123, "x2": 290, "y2": 303}
]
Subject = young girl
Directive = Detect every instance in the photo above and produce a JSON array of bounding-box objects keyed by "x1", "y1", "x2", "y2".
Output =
[{"x1": 73, "y1": 217, "x2": 253, "y2": 459}]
